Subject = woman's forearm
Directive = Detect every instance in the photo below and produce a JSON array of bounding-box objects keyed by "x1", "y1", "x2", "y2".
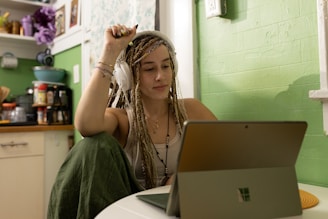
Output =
[{"x1": 74, "y1": 25, "x2": 137, "y2": 136}]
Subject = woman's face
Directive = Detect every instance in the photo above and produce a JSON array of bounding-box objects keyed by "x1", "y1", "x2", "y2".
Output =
[{"x1": 139, "y1": 44, "x2": 173, "y2": 101}]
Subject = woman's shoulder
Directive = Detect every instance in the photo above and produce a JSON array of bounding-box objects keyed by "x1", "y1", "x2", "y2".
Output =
[
  {"x1": 180, "y1": 98, "x2": 207, "y2": 109},
  {"x1": 180, "y1": 98, "x2": 217, "y2": 120}
]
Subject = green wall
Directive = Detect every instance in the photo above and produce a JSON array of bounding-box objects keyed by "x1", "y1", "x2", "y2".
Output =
[
  {"x1": 196, "y1": 0, "x2": 327, "y2": 186},
  {"x1": 53, "y1": 45, "x2": 82, "y2": 142},
  {"x1": 0, "y1": 58, "x2": 38, "y2": 98}
]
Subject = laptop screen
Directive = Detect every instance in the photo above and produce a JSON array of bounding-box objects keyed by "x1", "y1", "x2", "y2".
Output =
[{"x1": 177, "y1": 120, "x2": 307, "y2": 172}]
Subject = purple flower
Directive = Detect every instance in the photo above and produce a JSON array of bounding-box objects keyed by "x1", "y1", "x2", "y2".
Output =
[
  {"x1": 32, "y1": 6, "x2": 56, "y2": 46},
  {"x1": 34, "y1": 26, "x2": 56, "y2": 45},
  {"x1": 21, "y1": 15, "x2": 32, "y2": 24}
]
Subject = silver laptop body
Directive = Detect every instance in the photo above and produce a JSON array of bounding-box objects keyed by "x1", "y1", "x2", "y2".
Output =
[{"x1": 166, "y1": 120, "x2": 307, "y2": 219}]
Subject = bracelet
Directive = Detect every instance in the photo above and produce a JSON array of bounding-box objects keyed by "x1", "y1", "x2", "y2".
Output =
[
  {"x1": 95, "y1": 66, "x2": 114, "y2": 78},
  {"x1": 98, "y1": 61, "x2": 114, "y2": 70}
]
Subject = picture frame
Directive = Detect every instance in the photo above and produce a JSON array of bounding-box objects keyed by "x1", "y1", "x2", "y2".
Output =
[
  {"x1": 56, "y1": 5, "x2": 65, "y2": 37},
  {"x1": 70, "y1": 0, "x2": 79, "y2": 28}
]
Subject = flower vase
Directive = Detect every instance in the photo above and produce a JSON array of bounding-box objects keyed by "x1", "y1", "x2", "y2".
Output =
[
  {"x1": 21, "y1": 15, "x2": 33, "y2": 36},
  {"x1": 22, "y1": 20, "x2": 33, "y2": 36}
]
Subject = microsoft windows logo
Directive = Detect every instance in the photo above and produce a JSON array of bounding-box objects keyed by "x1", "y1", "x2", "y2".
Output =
[{"x1": 237, "y1": 187, "x2": 251, "y2": 202}]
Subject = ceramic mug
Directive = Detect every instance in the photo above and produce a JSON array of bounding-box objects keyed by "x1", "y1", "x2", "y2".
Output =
[
  {"x1": 36, "y1": 48, "x2": 54, "y2": 66},
  {"x1": 1, "y1": 52, "x2": 18, "y2": 69}
]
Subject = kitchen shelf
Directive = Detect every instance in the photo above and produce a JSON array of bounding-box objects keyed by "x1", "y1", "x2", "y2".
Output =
[
  {"x1": 0, "y1": 0, "x2": 49, "y2": 59},
  {"x1": 0, "y1": 0, "x2": 50, "y2": 11},
  {"x1": 0, "y1": 33, "x2": 45, "y2": 59},
  {"x1": 0, "y1": 32, "x2": 35, "y2": 43}
]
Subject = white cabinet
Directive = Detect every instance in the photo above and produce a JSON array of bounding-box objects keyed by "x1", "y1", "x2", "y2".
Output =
[
  {"x1": 0, "y1": 130, "x2": 73, "y2": 219},
  {"x1": 0, "y1": 132, "x2": 44, "y2": 219},
  {"x1": 0, "y1": 0, "x2": 49, "y2": 59}
]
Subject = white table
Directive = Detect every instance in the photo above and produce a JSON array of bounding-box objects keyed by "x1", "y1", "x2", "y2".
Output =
[{"x1": 95, "y1": 183, "x2": 328, "y2": 219}]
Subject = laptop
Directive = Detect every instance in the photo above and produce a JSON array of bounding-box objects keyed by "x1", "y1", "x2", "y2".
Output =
[{"x1": 137, "y1": 120, "x2": 307, "y2": 219}]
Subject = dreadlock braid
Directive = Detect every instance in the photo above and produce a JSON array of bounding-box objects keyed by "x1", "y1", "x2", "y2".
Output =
[{"x1": 109, "y1": 33, "x2": 187, "y2": 188}]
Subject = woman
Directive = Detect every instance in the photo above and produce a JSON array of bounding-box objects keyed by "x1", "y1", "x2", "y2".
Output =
[{"x1": 48, "y1": 24, "x2": 217, "y2": 219}]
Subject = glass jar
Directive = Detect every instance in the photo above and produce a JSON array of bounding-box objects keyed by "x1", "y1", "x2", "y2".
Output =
[
  {"x1": 13, "y1": 106, "x2": 26, "y2": 122},
  {"x1": 2, "y1": 103, "x2": 16, "y2": 121}
]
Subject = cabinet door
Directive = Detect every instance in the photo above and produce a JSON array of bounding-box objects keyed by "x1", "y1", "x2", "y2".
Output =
[
  {"x1": 44, "y1": 130, "x2": 72, "y2": 218},
  {"x1": 0, "y1": 156, "x2": 44, "y2": 219},
  {"x1": 0, "y1": 132, "x2": 44, "y2": 219}
]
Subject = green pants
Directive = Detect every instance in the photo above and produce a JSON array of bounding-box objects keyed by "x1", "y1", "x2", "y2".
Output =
[{"x1": 47, "y1": 132, "x2": 142, "y2": 219}]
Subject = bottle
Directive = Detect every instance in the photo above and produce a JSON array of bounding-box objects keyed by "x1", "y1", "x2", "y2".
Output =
[
  {"x1": 33, "y1": 82, "x2": 40, "y2": 104},
  {"x1": 59, "y1": 89, "x2": 67, "y2": 106},
  {"x1": 57, "y1": 107, "x2": 63, "y2": 123},
  {"x1": 47, "y1": 86, "x2": 54, "y2": 105},
  {"x1": 46, "y1": 106, "x2": 53, "y2": 124},
  {"x1": 37, "y1": 107, "x2": 43, "y2": 124}
]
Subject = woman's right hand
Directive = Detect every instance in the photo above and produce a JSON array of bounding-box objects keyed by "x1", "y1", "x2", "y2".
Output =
[{"x1": 99, "y1": 24, "x2": 138, "y2": 62}]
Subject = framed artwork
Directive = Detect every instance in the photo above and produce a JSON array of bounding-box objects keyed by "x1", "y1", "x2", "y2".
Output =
[
  {"x1": 56, "y1": 5, "x2": 65, "y2": 36},
  {"x1": 70, "y1": 0, "x2": 79, "y2": 28}
]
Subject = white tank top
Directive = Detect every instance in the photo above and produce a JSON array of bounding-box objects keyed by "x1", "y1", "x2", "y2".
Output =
[{"x1": 124, "y1": 108, "x2": 182, "y2": 189}]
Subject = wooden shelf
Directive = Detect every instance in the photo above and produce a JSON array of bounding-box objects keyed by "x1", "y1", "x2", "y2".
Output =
[{"x1": 32, "y1": 103, "x2": 63, "y2": 108}]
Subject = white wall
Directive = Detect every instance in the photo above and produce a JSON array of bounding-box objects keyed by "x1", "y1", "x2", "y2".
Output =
[{"x1": 159, "y1": 0, "x2": 197, "y2": 98}]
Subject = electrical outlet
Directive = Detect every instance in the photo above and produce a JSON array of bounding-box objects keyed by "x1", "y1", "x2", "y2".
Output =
[
  {"x1": 205, "y1": 0, "x2": 227, "y2": 18},
  {"x1": 73, "y1": 64, "x2": 80, "y2": 83}
]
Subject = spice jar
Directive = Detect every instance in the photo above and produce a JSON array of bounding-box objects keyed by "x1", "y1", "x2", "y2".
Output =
[{"x1": 37, "y1": 84, "x2": 47, "y2": 104}]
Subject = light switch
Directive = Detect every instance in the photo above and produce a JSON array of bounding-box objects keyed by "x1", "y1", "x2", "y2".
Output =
[
  {"x1": 73, "y1": 64, "x2": 80, "y2": 83},
  {"x1": 205, "y1": 0, "x2": 227, "y2": 18}
]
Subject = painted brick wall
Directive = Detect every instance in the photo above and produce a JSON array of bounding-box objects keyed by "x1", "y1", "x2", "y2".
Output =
[{"x1": 196, "y1": 0, "x2": 328, "y2": 186}]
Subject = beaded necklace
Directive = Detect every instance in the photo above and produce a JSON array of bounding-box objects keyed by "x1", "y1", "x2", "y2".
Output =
[
  {"x1": 143, "y1": 105, "x2": 170, "y2": 187},
  {"x1": 153, "y1": 108, "x2": 170, "y2": 186}
]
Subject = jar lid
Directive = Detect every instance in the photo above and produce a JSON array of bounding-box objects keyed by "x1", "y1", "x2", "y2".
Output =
[
  {"x1": 2, "y1": 102, "x2": 16, "y2": 109},
  {"x1": 38, "y1": 84, "x2": 48, "y2": 90}
]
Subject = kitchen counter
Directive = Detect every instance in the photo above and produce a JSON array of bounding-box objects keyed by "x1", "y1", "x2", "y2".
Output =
[{"x1": 0, "y1": 124, "x2": 74, "y2": 133}]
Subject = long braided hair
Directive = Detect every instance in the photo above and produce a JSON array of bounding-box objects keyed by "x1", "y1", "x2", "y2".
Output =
[{"x1": 108, "y1": 31, "x2": 187, "y2": 188}]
